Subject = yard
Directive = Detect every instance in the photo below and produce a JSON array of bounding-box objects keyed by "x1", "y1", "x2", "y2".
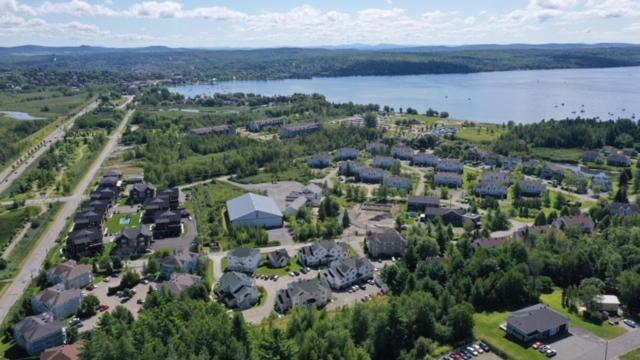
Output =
[
  {"x1": 540, "y1": 289, "x2": 626, "y2": 340},
  {"x1": 106, "y1": 212, "x2": 142, "y2": 234},
  {"x1": 621, "y1": 348, "x2": 640, "y2": 360},
  {"x1": 255, "y1": 255, "x2": 302, "y2": 276},
  {"x1": 456, "y1": 123, "x2": 507, "y2": 144},
  {"x1": 473, "y1": 311, "x2": 547, "y2": 360},
  {"x1": 531, "y1": 147, "x2": 583, "y2": 163}
]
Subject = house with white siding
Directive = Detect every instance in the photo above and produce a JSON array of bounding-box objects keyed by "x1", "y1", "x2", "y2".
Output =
[
  {"x1": 226, "y1": 247, "x2": 262, "y2": 273},
  {"x1": 298, "y1": 240, "x2": 349, "y2": 267}
]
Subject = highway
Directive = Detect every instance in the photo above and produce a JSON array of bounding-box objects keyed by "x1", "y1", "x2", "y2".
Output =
[
  {"x1": 0, "y1": 99, "x2": 133, "y2": 323},
  {"x1": 0, "y1": 100, "x2": 100, "y2": 195}
]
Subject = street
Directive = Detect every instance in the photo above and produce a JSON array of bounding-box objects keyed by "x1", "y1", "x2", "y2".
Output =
[{"x1": 0, "y1": 100, "x2": 134, "y2": 323}]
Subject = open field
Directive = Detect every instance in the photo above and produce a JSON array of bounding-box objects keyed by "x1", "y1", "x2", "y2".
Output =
[
  {"x1": 540, "y1": 289, "x2": 626, "y2": 340},
  {"x1": 0, "y1": 90, "x2": 91, "y2": 121},
  {"x1": 531, "y1": 147, "x2": 583, "y2": 163},
  {"x1": 0, "y1": 206, "x2": 39, "y2": 252}
]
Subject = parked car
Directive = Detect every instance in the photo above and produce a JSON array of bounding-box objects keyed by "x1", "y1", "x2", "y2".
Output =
[
  {"x1": 608, "y1": 318, "x2": 619, "y2": 325},
  {"x1": 546, "y1": 349, "x2": 557, "y2": 357},
  {"x1": 472, "y1": 344, "x2": 483, "y2": 353},
  {"x1": 479, "y1": 342, "x2": 490, "y2": 352},
  {"x1": 70, "y1": 318, "x2": 82, "y2": 327},
  {"x1": 86, "y1": 284, "x2": 96, "y2": 291},
  {"x1": 98, "y1": 305, "x2": 109, "y2": 312},
  {"x1": 137, "y1": 298, "x2": 145, "y2": 305},
  {"x1": 532, "y1": 341, "x2": 544, "y2": 349},
  {"x1": 539, "y1": 345, "x2": 551, "y2": 353},
  {"x1": 624, "y1": 319, "x2": 637, "y2": 328}
]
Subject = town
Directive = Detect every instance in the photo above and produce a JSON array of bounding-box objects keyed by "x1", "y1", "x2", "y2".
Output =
[{"x1": 0, "y1": 81, "x2": 638, "y2": 360}]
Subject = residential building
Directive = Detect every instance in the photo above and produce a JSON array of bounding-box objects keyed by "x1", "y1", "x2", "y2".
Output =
[
  {"x1": 607, "y1": 153, "x2": 631, "y2": 167},
  {"x1": 541, "y1": 163, "x2": 565, "y2": 181},
  {"x1": 593, "y1": 295, "x2": 621, "y2": 313},
  {"x1": 98, "y1": 176, "x2": 120, "y2": 192},
  {"x1": 157, "y1": 188, "x2": 180, "y2": 209},
  {"x1": 307, "y1": 155, "x2": 332, "y2": 169},
  {"x1": 383, "y1": 175, "x2": 413, "y2": 190},
  {"x1": 80, "y1": 200, "x2": 109, "y2": 218},
  {"x1": 412, "y1": 153, "x2": 439, "y2": 167},
  {"x1": 46, "y1": 260, "x2": 93, "y2": 290},
  {"x1": 113, "y1": 226, "x2": 152, "y2": 256},
  {"x1": 423, "y1": 207, "x2": 481, "y2": 227},
  {"x1": 31, "y1": 284, "x2": 82, "y2": 320},
  {"x1": 248, "y1": 117, "x2": 287, "y2": 132},
  {"x1": 522, "y1": 159, "x2": 542, "y2": 175},
  {"x1": 275, "y1": 278, "x2": 332, "y2": 313},
  {"x1": 607, "y1": 202, "x2": 640, "y2": 216},
  {"x1": 216, "y1": 272, "x2": 260, "y2": 310},
  {"x1": 366, "y1": 142, "x2": 388, "y2": 154},
  {"x1": 358, "y1": 167, "x2": 386, "y2": 183},
  {"x1": 592, "y1": 173, "x2": 612, "y2": 192},
  {"x1": 407, "y1": 195, "x2": 440, "y2": 212},
  {"x1": 284, "y1": 196, "x2": 308, "y2": 217},
  {"x1": 227, "y1": 193, "x2": 283, "y2": 228},
  {"x1": 188, "y1": 124, "x2": 236, "y2": 136},
  {"x1": 153, "y1": 210, "x2": 182, "y2": 239},
  {"x1": 552, "y1": 214, "x2": 595, "y2": 233},
  {"x1": 339, "y1": 161, "x2": 365, "y2": 177},
  {"x1": 267, "y1": 249, "x2": 290, "y2": 268},
  {"x1": 73, "y1": 210, "x2": 104, "y2": 231},
  {"x1": 365, "y1": 227, "x2": 406, "y2": 258},
  {"x1": 40, "y1": 342, "x2": 84, "y2": 360},
  {"x1": 475, "y1": 182, "x2": 509, "y2": 198},
  {"x1": 160, "y1": 251, "x2": 200, "y2": 279},
  {"x1": 298, "y1": 240, "x2": 349, "y2": 267},
  {"x1": 159, "y1": 273, "x2": 202, "y2": 295},
  {"x1": 336, "y1": 147, "x2": 360, "y2": 160},
  {"x1": 480, "y1": 171, "x2": 512, "y2": 185},
  {"x1": 373, "y1": 156, "x2": 398, "y2": 169},
  {"x1": 622, "y1": 148, "x2": 638, "y2": 158},
  {"x1": 66, "y1": 228, "x2": 104, "y2": 259},
  {"x1": 322, "y1": 256, "x2": 374, "y2": 290},
  {"x1": 280, "y1": 122, "x2": 322, "y2": 138},
  {"x1": 436, "y1": 159, "x2": 464, "y2": 173},
  {"x1": 434, "y1": 172, "x2": 462, "y2": 188},
  {"x1": 129, "y1": 183, "x2": 156, "y2": 204},
  {"x1": 521, "y1": 180, "x2": 546, "y2": 197},
  {"x1": 302, "y1": 183, "x2": 323, "y2": 206},
  {"x1": 104, "y1": 170, "x2": 122, "y2": 179},
  {"x1": 90, "y1": 188, "x2": 118, "y2": 205},
  {"x1": 501, "y1": 156, "x2": 522, "y2": 171},
  {"x1": 506, "y1": 304, "x2": 568, "y2": 342},
  {"x1": 227, "y1": 247, "x2": 261, "y2": 273},
  {"x1": 472, "y1": 236, "x2": 511, "y2": 250},
  {"x1": 582, "y1": 150, "x2": 602, "y2": 163},
  {"x1": 13, "y1": 312, "x2": 66, "y2": 356},
  {"x1": 142, "y1": 196, "x2": 171, "y2": 223},
  {"x1": 391, "y1": 145, "x2": 414, "y2": 160},
  {"x1": 127, "y1": 175, "x2": 144, "y2": 185}
]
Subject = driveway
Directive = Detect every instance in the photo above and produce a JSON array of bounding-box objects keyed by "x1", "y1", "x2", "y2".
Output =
[
  {"x1": 151, "y1": 218, "x2": 198, "y2": 252},
  {"x1": 267, "y1": 227, "x2": 294, "y2": 246},
  {"x1": 80, "y1": 273, "x2": 152, "y2": 332}
]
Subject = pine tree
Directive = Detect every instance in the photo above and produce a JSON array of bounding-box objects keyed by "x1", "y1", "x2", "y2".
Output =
[{"x1": 342, "y1": 210, "x2": 350, "y2": 228}]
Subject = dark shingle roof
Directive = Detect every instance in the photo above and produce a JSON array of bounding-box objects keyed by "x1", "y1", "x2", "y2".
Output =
[{"x1": 507, "y1": 304, "x2": 568, "y2": 335}]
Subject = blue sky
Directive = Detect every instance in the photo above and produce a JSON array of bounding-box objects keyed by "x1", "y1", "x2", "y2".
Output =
[{"x1": 1, "y1": 0, "x2": 639, "y2": 47}]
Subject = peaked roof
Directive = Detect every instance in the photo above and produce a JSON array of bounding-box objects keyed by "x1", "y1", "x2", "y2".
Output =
[
  {"x1": 13, "y1": 312, "x2": 64, "y2": 343},
  {"x1": 119, "y1": 226, "x2": 151, "y2": 240},
  {"x1": 226, "y1": 193, "x2": 283, "y2": 221},
  {"x1": 33, "y1": 284, "x2": 82, "y2": 308},
  {"x1": 47, "y1": 260, "x2": 92, "y2": 280},
  {"x1": 41, "y1": 341, "x2": 84, "y2": 360}
]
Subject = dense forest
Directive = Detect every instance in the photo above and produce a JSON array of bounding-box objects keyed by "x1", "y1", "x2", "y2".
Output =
[
  {"x1": 2, "y1": 46, "x2": 640, "y2": 87},
  {"x1": 0, "y1": 118, "x2": 48, "y2": 169},
  {"x1": 492, "y1": 118, "x2": 640, "y2": 155}
]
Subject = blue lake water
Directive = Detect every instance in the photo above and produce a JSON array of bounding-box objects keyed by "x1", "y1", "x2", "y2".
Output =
[
  {"x1": 0, "y1": 111, "x2": 45, "y2": 121},
  {"x1": 170, "y1": 66, "x2": 640, "y2": 124}
]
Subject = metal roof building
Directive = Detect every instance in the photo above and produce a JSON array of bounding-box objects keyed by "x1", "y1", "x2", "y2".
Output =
[{"x1": 226, "y1": 193, "x2": 283, "y2": 228}]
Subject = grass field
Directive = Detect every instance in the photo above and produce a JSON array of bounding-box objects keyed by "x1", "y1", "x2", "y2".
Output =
[
  {"x1": 540, "y1": 289, "x2": 626, "y2": 339},
  {"x1": 456, "y1": 124, "x2": 508, "y2": 144},
  {"x1": 235, "y1": 162, "x2": 320, "y2": 184},
  {"x1": 473, "y1": 311, "x2": 547, "y2": 360},
  {"x1": 621, "y1": 348, "x2": 640, "y2": 360},
  {"x1": 0, "y1": 206, "x2": 39, "y2": 252},
  {"x1": 531, "y1": 147, "x2": 583, "y2": 163},
  {"x1": 0, "y1": 90, "x2": 91, "y2": 121},
  {"x1": 255, "y1": 255, "x2": 302, "y2": 276},
  {"x1": 0, "y1": 203, "x2": 61, "y2": 281},
  {"x1": 105, "y1": 212, "x2": 142, "y2": 234}
]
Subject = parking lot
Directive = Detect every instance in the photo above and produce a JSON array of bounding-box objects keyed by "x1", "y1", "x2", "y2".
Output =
[
  {"x1": 79, "y1": 274, "x2": 153, "y2": 332},
  {"x1": 441, "y1": 342, "x2": 501, "y2": 360}
]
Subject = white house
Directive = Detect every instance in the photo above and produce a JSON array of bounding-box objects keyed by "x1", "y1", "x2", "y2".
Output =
[
  {"x1": 322, "y1": 256, "x2": 374, "y2": 290},
  {"x1": 593, "y1": 295, "x2": 621, "y2": 313},
  {"x1": 298, "y1": 240, "x2": 349, "y2": 267},
  {"x1": 31, "y1": 284, "x2": 82, "y2": 320},
  {"x1": 13, "y1": 312, "x2": 66, "y2": 356},
  {"x1": 226, "y1": 247, "x2": 262, "y2": 273},
  {"x1": 275, "y1": 278, "x2": 332, "y2": 313},
  {"x1": 216, "y1": 271, "x2": 260, "y2": 310},
  {"x1": 46, "y1": 260, "x2": 93, "y2": 290},
  {"x1": 160, "y1": 251, "x2": 200, "y2": 279},
  {"x1": 267, "y1": 249, "x2": 290, "y2": 268},
  {"x1": 227, "y1": 193, "x2": 283, "y2": 228}
]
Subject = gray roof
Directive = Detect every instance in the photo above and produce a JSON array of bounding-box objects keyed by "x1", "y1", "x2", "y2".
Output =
[
  {"x1": 227, "y1": 193, "x2": 283, "y2": 221},
  {"x1": 228, "y1": 247, "x2": 260, "y2": 259},
  {"x1": 268, "y1": 249, "x2": 290, "y2": 262},
  {"x1": 13, "y1": 312, "x2": 64, "y2": 343},
  {"x1": 160, "y1": 273, "x2": 202, "y2": 294},
  {"x1": 119, "y1": 226, "x2": 151, "y2": 240},
  {"x1": 33, "y1": 284, "x2": 81, "y2": 308},
  {"x1": 508, "y1": 304, "x2": 568, "y2": 335},
  {"x1": 217, "y1": 271, "x2": 252, "y2": 293}
]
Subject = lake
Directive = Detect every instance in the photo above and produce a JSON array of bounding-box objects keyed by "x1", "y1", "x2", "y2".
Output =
[
  {"x1": 0, "y1": 111, "x2": 45, "y2": 121},
  {"x1": 170, "y1": 66, "x2": 640, "y2": 124}
]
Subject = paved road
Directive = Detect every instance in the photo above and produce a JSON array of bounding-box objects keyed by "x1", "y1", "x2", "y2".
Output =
[
  {"x1": 0, "y1": 100, "x2": 99, "y2": 194},
  {"x1": 0, "y1": 105, "x2": 134, "y2": 323},
  {"x1": 0, "y1": 195, "x2": 80, "y2": 207}
]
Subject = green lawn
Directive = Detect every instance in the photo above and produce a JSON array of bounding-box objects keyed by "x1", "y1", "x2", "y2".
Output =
[
  {"x1": 234, "y1": 162, "x2": 320, "y2": 185},
  {"x1": 105, "y1": 212, "x2": 142, "y2": 234},
  {"x1": 456, "y1": 124, "x2": 507, "y2": 144},
  {"x1": 0, "y1": 207, "x2": 39, "y2": 251},
  {"x1": 474, "y1": 311, "x2": 547, "y2": 360},
  {"x1": 621, "y1": 348, "x2": 640, "y2": 360},
  {"x1": 540, "y1": 289, "x2": 626, "y2": 339},
  {"x1": 255, "y1": 255, "x2": 302, "y2": 276},
  {"x1": 531, "y1": 147, "x2": 583, "y2": 163}
]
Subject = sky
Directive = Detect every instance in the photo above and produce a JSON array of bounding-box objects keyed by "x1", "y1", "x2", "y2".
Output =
[{"x1": 1, "y1": 0, "x2": 640, "y2": 47}]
